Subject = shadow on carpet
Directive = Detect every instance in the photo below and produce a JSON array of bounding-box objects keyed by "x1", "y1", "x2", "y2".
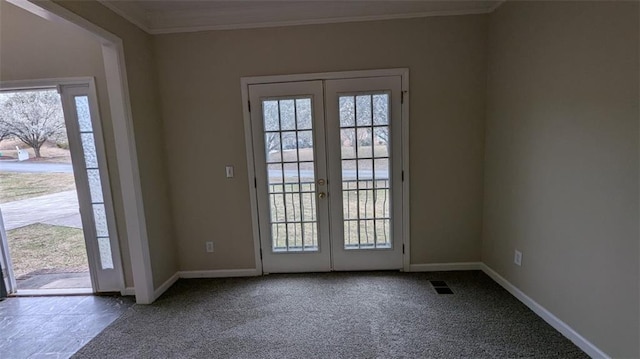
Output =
[{"x1": 72, "y1": 271, "x2": 587, "y2": 358}]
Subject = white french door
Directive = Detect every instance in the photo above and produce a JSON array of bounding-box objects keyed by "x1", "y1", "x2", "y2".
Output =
[
  {"x1": 250, "y1": 81, "x2": 331, "y2": 273},
  {"x1": 249, "y1": 74, "x2": 405, "y2": 273},
  {"x1": 325, "y1": 76, "x2": 403, "y2": 270}
]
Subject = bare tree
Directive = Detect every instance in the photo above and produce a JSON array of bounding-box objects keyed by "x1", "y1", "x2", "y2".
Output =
[
  {"x1": 263, "y1": 99, "x2": 312, "y2": 156},
  {"x1": 0, "y1": 121, "x2": 10, "y2": 145},
  {"x1": 262, "y1": 95, "x2": 388, "y2": 158},
  {"x1": 339, "y1": 94, "x2": 390, "y2": 148},
  {"x1": 0, "y1": 90, "x2": 65, "y2": 158}
]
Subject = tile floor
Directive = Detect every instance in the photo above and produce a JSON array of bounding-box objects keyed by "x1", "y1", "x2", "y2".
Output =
[{"x1": 0, "y1": 295, "x2": 134, "y2": 358}]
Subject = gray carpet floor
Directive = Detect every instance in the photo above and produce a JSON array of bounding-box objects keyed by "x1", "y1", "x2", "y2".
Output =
[{"x1": 73, "y1": 271, "x2": 587, "y2": 358}]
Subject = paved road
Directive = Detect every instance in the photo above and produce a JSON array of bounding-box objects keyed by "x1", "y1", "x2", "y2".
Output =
[
  {"x1": 268, "y1": 169, "x2": 389, "y2": 180},
  {"x1": 0, "y1": 190, "x2": 82, "y2": 231},
  {"x1": 0, "y1": 161, "x2": 73, "y2": 173}
]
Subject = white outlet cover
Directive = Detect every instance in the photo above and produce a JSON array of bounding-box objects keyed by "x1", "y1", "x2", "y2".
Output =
[
  {"x1": 514, "y1": 250, "x2": 522, "y2": 266},
  {"x1": 206, "y1": 241, "x2": 214, "y2": 252},
  {"x1": 225, "y1": 165, "x2": 234, "y2": 178}
]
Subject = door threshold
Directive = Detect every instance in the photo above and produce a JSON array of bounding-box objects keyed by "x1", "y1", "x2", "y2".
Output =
[{"x1": 12, "y1": 288, "x2": 93, "y2": 297}]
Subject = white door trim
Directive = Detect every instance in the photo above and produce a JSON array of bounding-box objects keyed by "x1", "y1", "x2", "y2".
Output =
[
  {"x1": 7, "y1": 0, "x2": 155, "y2": 303},
  {"x1": 0, "y1": 208, "x2": 16, "y2": 294},
  {"x1": 240, "y1": 68, "x2": 410, "y2": 272}
]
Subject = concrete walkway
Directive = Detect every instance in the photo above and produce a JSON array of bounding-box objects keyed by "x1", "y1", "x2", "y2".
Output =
[
  {"x1": 0, "y1": 160, "x2": 73, "y2": 173},
  {"x1": 0, "y1": 190, "x2": 82, "y2": 231}
]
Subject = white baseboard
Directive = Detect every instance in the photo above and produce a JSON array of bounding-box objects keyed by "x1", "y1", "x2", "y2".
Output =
[
  {"x1": 121, "y1": 287, "x2": 135, "y2": 296},
  {"x1": 147, "y1": 269, "x2": 260, "y2": 303},
  {"x1": 179, "y1": 268, "x2": 261, "y2": 279},
  {"x1": 152, "y1": 272, "x2": 179, "y2": 302},
  {"x1": 409, "y1": 262, "x2": 482, "y2": 272},
  {"x1": 480, "y1": 264, "x2": 609, "y2": 359}
]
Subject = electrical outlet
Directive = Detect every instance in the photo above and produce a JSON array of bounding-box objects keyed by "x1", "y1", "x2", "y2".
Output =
[
  {"x1": 206, "y1": 241, "x2": 214, "y2": 253},
  {"x1": 225, "y1": 165, "x2": 234, "y2": 178},
  {"x1": 514, "y1": 250, "x2": 522, "y2": 266}
]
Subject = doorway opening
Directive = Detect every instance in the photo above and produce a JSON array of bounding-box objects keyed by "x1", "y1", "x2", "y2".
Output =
[
  {"x1": 0, "y1": 88, "x2": 91, "y2": 293},
  {"x1": 0, "y1": 81, "x2": 124, "y2": 296}
]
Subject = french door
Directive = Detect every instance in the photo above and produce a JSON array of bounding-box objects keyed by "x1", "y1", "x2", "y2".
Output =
[{"x1": 249, "y1": 75, "x2": 404, "y2": 273}]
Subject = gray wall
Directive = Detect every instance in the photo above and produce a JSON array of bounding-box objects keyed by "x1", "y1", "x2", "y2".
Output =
[
  {"x1": 153, "y1": 15, "x2": 488, "y2": 271},
  {"x1": 483, "y1": 1, "x2": 639, "y2": 357}
]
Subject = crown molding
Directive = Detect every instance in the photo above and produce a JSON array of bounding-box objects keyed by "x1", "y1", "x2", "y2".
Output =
[
  {"x1": 97, "y1": 1, "x2": 503, "y2": 35},
  {"x1": 147, "y1": 7, "x2": 494, "y2": 35}
]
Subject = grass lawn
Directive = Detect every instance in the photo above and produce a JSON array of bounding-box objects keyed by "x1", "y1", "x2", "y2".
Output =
[
  {"x1": 0, "y1": 172, "x2": 76, "y2": 203},
  {"x1": 268, "y1": 180, "x2": 391, "y2": 250},
  {"x1": 0, "y1": 139, "x2": 72, "y2": 163},
  {"x1": 7, "y1": 223, "x2": 88, "y2": 278}
]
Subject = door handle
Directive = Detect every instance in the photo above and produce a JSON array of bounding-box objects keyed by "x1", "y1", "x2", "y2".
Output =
[{"x1": 318, "y1": 192, "x2": 326, "y2": 199}]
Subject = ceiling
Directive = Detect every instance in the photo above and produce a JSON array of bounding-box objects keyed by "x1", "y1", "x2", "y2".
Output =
[{"x1": 98, "y1": 0, "x2": 504, "y2": 34}]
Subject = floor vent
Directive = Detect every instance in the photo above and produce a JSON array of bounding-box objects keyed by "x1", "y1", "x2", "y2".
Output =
[{"x1": 430, "y1": 280, "x2": 454, "y2": 294}]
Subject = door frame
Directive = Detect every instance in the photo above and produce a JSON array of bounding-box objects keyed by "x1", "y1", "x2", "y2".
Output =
[
  {"x1": 240, "y1": 68, "x2": 410, "y2": 273},
  {"x1": 0, "y1": 77, "x2": 125, "y2": 294}
]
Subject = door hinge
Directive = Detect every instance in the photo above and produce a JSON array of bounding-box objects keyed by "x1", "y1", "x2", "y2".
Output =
[
  {"x1": 248, "y1": 100, "x2": 251, "y2": 112},
  {"x1": 401, "y1": 91, "x2": 404, "y2": 104},
  {"x1": 254, "y1": 177, "x2": 257, "y2": 188},
  {"x1": 402, "y1": 244, "x2": 405, "y2": 254},
  {"x1": 401, "y1": 170, "x2": 404, "y2": 182},
  {"x1": 260, "y1": 248, "x2": 263, "y2": 259}
]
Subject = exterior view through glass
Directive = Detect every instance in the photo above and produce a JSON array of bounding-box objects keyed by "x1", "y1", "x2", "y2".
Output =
[
  {"x1": 338, "y1": 93, "x2": 391, "y2": 249},
  {"x1": 262, "y1": 98, "x2": 318, "y2": 252},
  {"x1": 74, "y1": 96, "x2": 114, "y2": 269}
]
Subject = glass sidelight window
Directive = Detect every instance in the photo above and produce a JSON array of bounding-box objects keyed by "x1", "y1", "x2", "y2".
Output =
[{"x1": 74, "y1": 96, "x2": 113, "y2": 269}]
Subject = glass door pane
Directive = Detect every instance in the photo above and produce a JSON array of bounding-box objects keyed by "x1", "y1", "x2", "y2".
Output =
[
  {"x1": 339, "y1": 93, "x2": 392, "y2": 249},
  {"x1": 263, "y1": 98, "x2": 318, "y2": 252}
]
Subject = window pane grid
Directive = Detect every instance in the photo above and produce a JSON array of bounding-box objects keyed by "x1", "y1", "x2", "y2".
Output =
[
  {"x1": 74, "y1": 95, "x2": 114, "y2": 270},
  {"x1": 339, "y1": 93, "x2": 391, "y2": 250},
  {"x1": 264, "y1": 98, "x2": 318, "y2": 252}
]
